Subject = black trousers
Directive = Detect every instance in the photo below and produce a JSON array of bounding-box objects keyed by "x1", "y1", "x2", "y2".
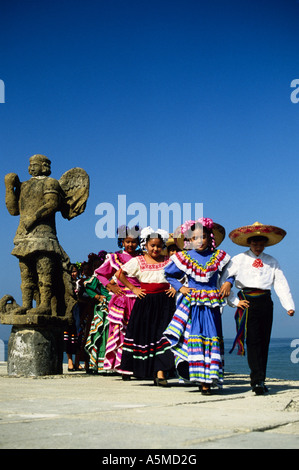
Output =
[{"x1": 245, "y1": 292, "x2": 273, "y2": 387}]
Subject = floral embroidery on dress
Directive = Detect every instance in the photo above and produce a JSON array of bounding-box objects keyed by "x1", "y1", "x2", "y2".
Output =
[{"x1": 137, "y1": 255, "x2": 170, "y2": 271}]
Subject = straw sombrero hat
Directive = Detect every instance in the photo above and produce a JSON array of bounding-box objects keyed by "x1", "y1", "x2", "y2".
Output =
[
  {"x1": 212, "y1": 222, "x2": 226, "y2": 248},
  {"x1": 165, "y1": 232, "x2": 185, "y2": 250},
  {"x1": 229, "y1": 221, "x2": 286, "y2": 247}
]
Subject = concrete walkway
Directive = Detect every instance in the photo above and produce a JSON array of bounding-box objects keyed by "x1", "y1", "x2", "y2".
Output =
[{"x1": 0, "y1": 362, "x2": 299, "y2": 450}]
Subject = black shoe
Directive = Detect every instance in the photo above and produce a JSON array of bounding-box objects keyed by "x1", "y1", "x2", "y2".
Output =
[
  {"x1": 154, "y1": 377, "x2": 170, "y2": 387},
  {"x1": 122, "y1": 374, "x2": 131, "y2": 381},
  {"x1": 252, "y1": 383, "x2": 265, "y2": 395}
]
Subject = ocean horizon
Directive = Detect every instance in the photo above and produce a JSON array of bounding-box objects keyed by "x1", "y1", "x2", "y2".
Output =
[
  {"x1": 1, "y1": 337, "x2": 298, "y2": 382},
  {"x1": 224, "y1": 337, "x2": 299, "y2": 382}
]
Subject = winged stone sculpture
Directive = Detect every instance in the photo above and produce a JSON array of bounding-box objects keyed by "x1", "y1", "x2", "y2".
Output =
[{"x1": 2, "y1": 154, "x2": 89, "y2": 322}]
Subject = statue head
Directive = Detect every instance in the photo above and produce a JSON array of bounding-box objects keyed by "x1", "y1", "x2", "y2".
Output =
[{"x1": 28, "y1": 154, "x2": 52, "y2": 177}]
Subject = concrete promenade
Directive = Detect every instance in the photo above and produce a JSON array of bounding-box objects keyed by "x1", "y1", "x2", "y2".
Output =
[{"x1": 0, "y1": 362, "x2": 299, "y2": 450}]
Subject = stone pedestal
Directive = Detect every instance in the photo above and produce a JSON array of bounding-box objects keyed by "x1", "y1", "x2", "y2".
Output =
[{"x1": 7, "y1": 326, "x2": 64, "y2": 376}]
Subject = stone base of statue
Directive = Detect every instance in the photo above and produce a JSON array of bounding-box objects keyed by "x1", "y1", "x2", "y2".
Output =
[
  {"x1": 7, "y1": 325, "x2": 64, "y2": 376},
  {"x1": 0, "y1": 295, "x2": 72, "y2": 376}
]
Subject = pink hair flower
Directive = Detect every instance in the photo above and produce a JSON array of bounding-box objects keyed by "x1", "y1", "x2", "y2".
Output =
[
  {"x1": 181, "y1": 220, "x2": 196, "y2": 234},
  {"x1": 197, "y1": 217, "x2": 214, "y2": 229}
]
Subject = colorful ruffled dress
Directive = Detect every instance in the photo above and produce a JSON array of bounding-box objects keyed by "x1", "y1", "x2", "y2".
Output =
[
  {"x1": 95, "y1": 251, "x2": 140, "y2": 374},
  {"x1": 163, "y1": 248, "x2": 231, "y2": 387},
  {"x1": 84, "y1": 275, "x2": 112, "y2": 373},
  {"x1": 120, "y1": 255, "x2": 176, "y2": 378}
]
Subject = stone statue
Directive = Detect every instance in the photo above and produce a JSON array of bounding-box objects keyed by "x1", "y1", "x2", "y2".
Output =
[{"x1": 2, "y1": 154, "x2": 89, "y2": 321}]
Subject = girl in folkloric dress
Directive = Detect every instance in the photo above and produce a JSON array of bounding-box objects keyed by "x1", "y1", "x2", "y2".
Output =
[
  {"x1": 95, "y1": 226, "x2": 141, "y2": 378},
  {"x1": 117, "y1": 227, "x2": 177, "y2": 387},
  {"x1": 163, "y1": 218, "x2": 232, "y2": 395},
  {"x1": 84, "y1": 251, "x2": 111, "y2": 374}
]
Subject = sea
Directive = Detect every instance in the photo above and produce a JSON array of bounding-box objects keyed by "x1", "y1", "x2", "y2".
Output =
[
  {"x1": 1, "y1": 337, "x2": 299, "y2": 381},
  {"x1": 224, "y1": 337, "x2": 299, "y2": 381}
]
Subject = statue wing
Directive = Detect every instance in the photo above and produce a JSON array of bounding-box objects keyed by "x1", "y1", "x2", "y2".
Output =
[{"x1": 59, "y1": 168, "x2": 90, "y2": 220}]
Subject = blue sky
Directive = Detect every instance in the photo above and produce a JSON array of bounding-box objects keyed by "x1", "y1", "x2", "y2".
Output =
[{"x1": 1, "y1": 0, "x2": 299, "y2": 342}]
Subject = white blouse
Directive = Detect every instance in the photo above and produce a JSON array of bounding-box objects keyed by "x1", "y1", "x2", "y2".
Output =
[
  {"x1": 223, "y1": 250, "x2": 295, "y2": 311},
  {"x1": 122, "y1": 256, "x2": 170, "y2": 284}
]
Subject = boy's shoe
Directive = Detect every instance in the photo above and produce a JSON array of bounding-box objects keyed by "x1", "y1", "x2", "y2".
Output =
[{"x1": 252, "y1": 383, "x2": 265, "y2": 395}]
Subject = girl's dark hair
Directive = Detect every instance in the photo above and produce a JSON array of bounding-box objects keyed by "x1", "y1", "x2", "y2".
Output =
[
  {"x1": 145, "y1": 232, "x2": 166, "y2": 248},
  {"x1": 117, "y1": 225, "x2": 141, "y2": 249}
]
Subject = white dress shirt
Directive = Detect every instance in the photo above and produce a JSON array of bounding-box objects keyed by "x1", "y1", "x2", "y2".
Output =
[{"x1": 223, "y1": 250, "x2": 295, "y2": 311}]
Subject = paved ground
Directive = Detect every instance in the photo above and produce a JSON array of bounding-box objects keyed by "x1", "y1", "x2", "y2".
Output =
[{"x1": 0, "y1": 362, "x2": 299, "y2": 450}]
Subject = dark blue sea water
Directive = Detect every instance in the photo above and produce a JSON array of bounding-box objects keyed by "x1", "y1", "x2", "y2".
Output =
[
  {"x1": 2, "y1": 337, "x2": 299, "y2": 381},
  {"x1": 224, "y1": 337, "x2": 299, "y2": 381}
]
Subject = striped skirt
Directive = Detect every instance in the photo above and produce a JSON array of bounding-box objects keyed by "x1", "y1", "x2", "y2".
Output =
[
  {"x1": 120, "y1": 291, "x2": 176, "y2": 378},
  {"x1": 164, "y1": 293, "x2": 224, "y2": 386},
  {"x1": 103, "y1": 295, "x2": 136, "y2": 373},
  {"x1": 85, "y1": 298, "x2": 110, "y2": 373}
]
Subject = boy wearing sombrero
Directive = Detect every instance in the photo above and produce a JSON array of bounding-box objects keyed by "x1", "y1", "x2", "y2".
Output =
[{"x1": 223, "y1": 222, "x2": 295, "y2": 395}]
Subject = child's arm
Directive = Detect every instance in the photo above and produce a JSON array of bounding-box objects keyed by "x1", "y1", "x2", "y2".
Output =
[
  {"x1": 237, "y1": 299, "x2": 250, "y2": 310},
  {"x1": 116, "y1": 269, "x2": 146, "y2": 298},
  {"x1": 219, "y1": 281, "x2": 232, "y2": 298},
  {"x1": 84, "y1": 277, "x2": 106, "y2": 303},
  {"x1": 164, "y1": 260, "x2": 186, "y2": 292},
  {"x1": 226, "y1": 291, "x2": 249, "y2": 310},
  {"x1": 106, "y1": 278, "x2": 125, "y2": 296},
  {"x1": 219, "y1": 258, "x2": 236, "y2": 298},
  {"x1": 273, "y1": 263, "x2": 295, "y2": 315},
  {"x1": 165, "y1": 286, "x2": 177, "y2": 297},
  {"x1": 95, "y1": 255, "x2": 115, "y2": 287},
  {"x1": 178, "y1": 286, "x2": 193, "y2": 296}
]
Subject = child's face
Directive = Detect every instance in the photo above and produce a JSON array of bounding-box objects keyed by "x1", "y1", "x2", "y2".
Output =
[
  {"x1": 249, "y1": 240, "x2": 266, "y2": 256},
  {"x1": 123, "y1": 237, "x2": 138, "y2": 254},
  {"x1": 71, "y1": 268, "x2": 78, "y2": 280},
  {"x1": 146, "y1": 238, "x2": 163, "y2": 259},
  {"x1": 167, "y1": 244, "x2": 178, "y2": 257},
  {"x1": 191, "y1": 229, "x2": 208, "y2": 251}
]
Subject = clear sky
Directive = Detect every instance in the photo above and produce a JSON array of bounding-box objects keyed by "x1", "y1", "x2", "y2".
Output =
[{"x1": 1, "y1": 0, "x2": 299, "y2": 342}]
